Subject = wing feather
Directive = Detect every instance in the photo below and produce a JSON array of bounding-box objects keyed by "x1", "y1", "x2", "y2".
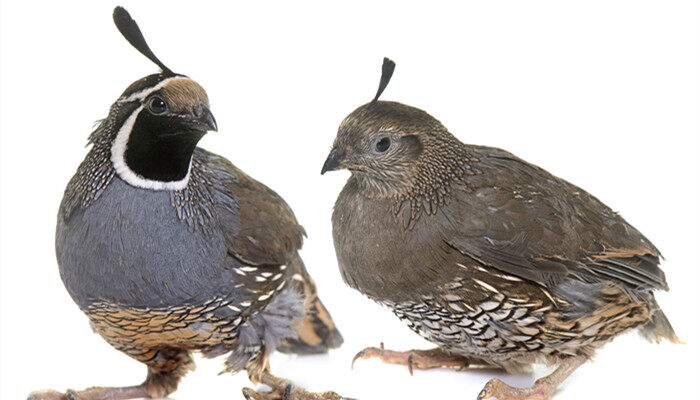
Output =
[{"x1": 445, "y1": 146, "x2": 667, "y2": 292}]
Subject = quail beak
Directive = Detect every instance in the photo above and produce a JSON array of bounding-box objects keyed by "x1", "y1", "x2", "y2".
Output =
[
  {"x1": 321, "y1": 147, "x2": 342, "y2": 174},
  {"x1": 189, "y1": 105, "x2": 218, "y2": 133}
]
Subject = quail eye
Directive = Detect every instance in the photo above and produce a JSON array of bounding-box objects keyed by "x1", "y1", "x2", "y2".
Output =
[
  {"x1": 375, "y1": 137, "x2": 391, "y2": 153},
  {"x1": 148, "y1": 96, "x2": 168, "y2": 115}
]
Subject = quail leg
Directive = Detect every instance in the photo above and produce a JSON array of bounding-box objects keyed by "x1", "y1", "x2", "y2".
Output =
[
  {"x1": 477, "y1": 356, "x2": 586, "y2": 400},
  {"x1": 352, "y1": 343, "x2": 496, "y2": 375},
  {"x1": 28, "y1": 385, "x2": 152, "y2": 400},
  {"x1": 242, "y1": 372, "x2": 351, "y2": 400},
  {"x1": 28, "y1": 360, "x2": 187, "y2": 400}
]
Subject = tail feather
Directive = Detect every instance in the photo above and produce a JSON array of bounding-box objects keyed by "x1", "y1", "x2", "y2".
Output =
[
  {"x1": 639, "y1": 298, "x2": 682, "y2": 344},
  {"x1": 276, "y1": 256, "x2": 343, "y2": 355}
]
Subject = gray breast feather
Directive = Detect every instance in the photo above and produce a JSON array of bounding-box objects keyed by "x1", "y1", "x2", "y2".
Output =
[{"x1": 56, "y1": 177, "x2": 239, "y2": 309}]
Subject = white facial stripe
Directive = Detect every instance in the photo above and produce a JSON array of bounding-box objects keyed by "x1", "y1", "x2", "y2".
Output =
[
  {"x1": 110, "y1": 104, "x2": 192, "y2": 191},
  {"x1": 118, "y1": 76, "x2": 188, "y2": 103}
]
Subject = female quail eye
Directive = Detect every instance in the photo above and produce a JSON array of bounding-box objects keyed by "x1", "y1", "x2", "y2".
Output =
[
  {"x1": 375, "y1": 137, "x2": 391, "y2": 153},
  {"x1": 148, "y1": 96, "x2": 168, "y2": 115}
]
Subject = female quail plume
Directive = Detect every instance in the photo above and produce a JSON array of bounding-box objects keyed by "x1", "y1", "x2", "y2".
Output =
[
  {"x1": 322, "y1": 58, "x2": 678, "y2": 400},
  {"x1": 29, "y1": 7, "x2": 344, "y2": 400}
]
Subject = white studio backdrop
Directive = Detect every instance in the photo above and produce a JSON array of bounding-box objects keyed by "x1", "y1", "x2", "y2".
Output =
[{"x1": 1, "y1": 1, "x2": 699, "y2": 399}]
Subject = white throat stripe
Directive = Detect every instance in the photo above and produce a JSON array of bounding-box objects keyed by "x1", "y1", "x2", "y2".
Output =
[{"x1": 110, "y1": 104, "x2": 192, "y2": 191}]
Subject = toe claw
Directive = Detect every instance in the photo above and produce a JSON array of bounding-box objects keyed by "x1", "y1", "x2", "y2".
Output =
[
  {"x1": 350, "y1": 350, "x2": 364, "y2": 370},
  {"x1": 351, "y1": 345, "x2": 381, "y2": 369},
  {"x1": 477, "y1": 378, "x2": 498, "y2": 400}
]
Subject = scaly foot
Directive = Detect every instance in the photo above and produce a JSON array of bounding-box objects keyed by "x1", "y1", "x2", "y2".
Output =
[
  {"x1": 352, "y1": 343, "x2": 495, "y2": 375},
  {"x1": 477, "y1": 356, "x2": 587, "y2": 400},
  {"x1": 28, "y1": 385, "x2": 150, "y2": 400},
  {"x1": 242, "y1": 373, "x2": 353, "y2": 400},
  {"x1": 477, "y1": 378, "x2": 552, "y2": 400}
]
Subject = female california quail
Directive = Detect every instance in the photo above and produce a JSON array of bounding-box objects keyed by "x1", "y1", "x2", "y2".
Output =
[
  {"x1": 29, "y1": 8, "x2": 344, "y2": 400},
  {"x1": 322, "y1": 58, "x2": 678, "y2": 399}
]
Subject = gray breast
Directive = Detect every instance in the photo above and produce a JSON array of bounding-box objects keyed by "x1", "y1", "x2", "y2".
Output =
[{"x1": 56, "y1": 177, "x2": 232, "y2": 309}]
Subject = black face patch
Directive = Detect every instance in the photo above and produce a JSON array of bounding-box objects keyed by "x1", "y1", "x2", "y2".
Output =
[{"x1": 124, "y1": 110, "x2": 206, "y2": 182}]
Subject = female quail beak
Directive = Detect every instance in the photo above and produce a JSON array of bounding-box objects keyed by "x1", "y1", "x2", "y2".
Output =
[{"x1": 321, "y1": 147, "x2": 341, "y2": 174}]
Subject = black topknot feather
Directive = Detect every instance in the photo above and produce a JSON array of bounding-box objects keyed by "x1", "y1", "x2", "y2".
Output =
[
  {"x1": 113, "y1": 6, "x2": 173, "y2": 75},
  {"x1": 373, "y1": 57, "x2": 396, "y2": 102}
]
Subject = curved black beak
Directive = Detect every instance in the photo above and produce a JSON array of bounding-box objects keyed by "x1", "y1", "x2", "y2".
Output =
[
  {"x1": 190, "y1": 104, "x2": 218, "y2": 132},
  {"x1": 321, "y1": 147, "x2": 340, "y2": 175}
]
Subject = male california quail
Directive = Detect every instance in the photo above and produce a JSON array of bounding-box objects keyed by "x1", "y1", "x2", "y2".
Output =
[
  {"x1": 321, "y1": 58, "x2": 678, "y2": 399},
  {"x1": 29, "y1": 8, "x2": 344, "y2": 400}
]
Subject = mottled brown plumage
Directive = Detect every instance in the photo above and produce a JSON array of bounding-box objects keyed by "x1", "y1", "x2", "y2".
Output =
[{"x1": 323, "y1": 58, "x2": 678, "y2": 399}]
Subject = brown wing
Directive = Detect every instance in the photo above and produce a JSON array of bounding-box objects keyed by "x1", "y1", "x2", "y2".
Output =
[
  {"x1": 191, "y1": 151, "x2": 306, "y2": 320},
  {"x1": 206, "y1": 153, "x2": 306, "y2": 267},
  {"x1": 205, "y1": 152, "x2": 343, "y2": 353},
  {"x1": 446, "y1": 146, "x2": 667, "y2": 291}
]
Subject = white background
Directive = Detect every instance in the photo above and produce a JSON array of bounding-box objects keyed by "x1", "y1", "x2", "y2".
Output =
[{"x1": 1, "y1": 1, "x2": 699, "y2": 399}]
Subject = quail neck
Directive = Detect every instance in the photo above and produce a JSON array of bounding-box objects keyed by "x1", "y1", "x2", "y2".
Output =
[{"x1": 109, "y1": 74, "x2": 217, "y2": 191}]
